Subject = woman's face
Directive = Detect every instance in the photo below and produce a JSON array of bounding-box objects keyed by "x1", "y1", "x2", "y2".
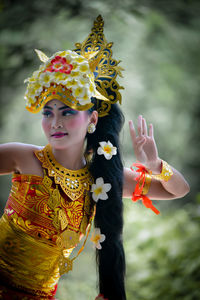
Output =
[{"x1": 41, "y1": 99, "x2": 97, "y2": 150}]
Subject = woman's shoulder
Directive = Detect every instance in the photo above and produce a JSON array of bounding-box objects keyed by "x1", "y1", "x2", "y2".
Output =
[
  {"x1": 0, "y1": 143, "x2": 45, "y2": 175},
  {"x1": 0, "y1": 142, "x2": 43, "y2": 154}
]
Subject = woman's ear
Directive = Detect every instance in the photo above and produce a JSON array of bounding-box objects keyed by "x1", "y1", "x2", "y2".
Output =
[{"x1": 90, "y1": 110, "x2": 98, "y2": 126}]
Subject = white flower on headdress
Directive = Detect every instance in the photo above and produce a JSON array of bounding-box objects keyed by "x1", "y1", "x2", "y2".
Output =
[
  {"x1": 79, "y1": 62, "x2": 89, "y2": 73},
  {"x1": 91, "y1": 228, "x2": 106, "y2": 250},
  {"x1": 27, "y1": 82, "x2": 43, "y2": 98},
  {"x1": 53, "y1": 71, "x2": 68, "y2": 84},
  {"x1": 91, "y1": 177, "x2": 111, "y2": 202},
  {"x1": 73, "y1": 86, "x2": 86, "y2": 98},
  {"x1": 78, "y1": 93, "x2": 91, "y2": 105},
  {"x1": 97, "y1": 141, "x2": 117, "y2": 160},
  {"x1": 89, "y1": 82, "x2": 95, "y2": 93},
  {"x1": 40, "y1": 72, "x2": 53, "y2": 87},
  {"x1": 75, "y1": 56, "x2": 86, "y2": 63},
  {"x1": 24, "y1": 50, "x2": 96, "y2": 111}
]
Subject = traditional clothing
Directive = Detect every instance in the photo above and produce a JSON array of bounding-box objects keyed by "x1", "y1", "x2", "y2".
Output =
[{"x1": 0, "y1": 145, "x2": 95, "y2": 299}]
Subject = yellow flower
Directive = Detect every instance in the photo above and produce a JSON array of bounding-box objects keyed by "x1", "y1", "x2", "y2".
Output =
[
  {"x1": 40, "y1": 72, "x2": 52, "y2": 86},
  {"x1": 53, "y1": 72, "x2": 67, "y2": 82},
  {"x1": 75, "y1": 56, "x2": 85, "y2": 63},
  {"x1": 91, "y1": 228, "x2": 106, "y2": 250},
  {"x1": 73, "y1": 86, "x2": 85, "y2": 98},
  {"x1": 79, "y1": 63, "x2": 89, "y2": 73},
  {"x1": 97, "y1": 141, "x2": 117, "y2": 160}
]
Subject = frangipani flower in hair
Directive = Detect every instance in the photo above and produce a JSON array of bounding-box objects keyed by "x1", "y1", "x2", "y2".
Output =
[
  {"x1": 91, "y1": 177, "x2": 111, "y2": 202},
  {"x1": 91, "y1": 228, "x2": 106, "y2": 250},
  {"x1": 97, "y1": 141, "x2": 117, "y2": 160}
]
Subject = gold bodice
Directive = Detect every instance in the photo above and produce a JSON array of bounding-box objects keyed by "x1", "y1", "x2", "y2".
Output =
[{"x1": 0, "y1": 145, "x2": 95, "y2": 297}]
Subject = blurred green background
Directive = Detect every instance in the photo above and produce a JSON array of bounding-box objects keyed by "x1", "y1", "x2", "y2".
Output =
[{"x1": 0, "y1": 0, "x2": 200, "y2": 299}]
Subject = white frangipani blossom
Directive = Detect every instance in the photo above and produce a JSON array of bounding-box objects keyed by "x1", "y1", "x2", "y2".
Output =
[
  {"x1": 97, "y1": 141, "x2": 117, "y2": 160},
  {"x1": 91, "y1": 228, "x2": 106, "y2": 250},
  {"x1": 91, "y1": 177, "x2": 111, "y2": 202}
]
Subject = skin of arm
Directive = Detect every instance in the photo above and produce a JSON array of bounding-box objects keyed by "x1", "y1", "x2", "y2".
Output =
[
  {"x1": 0, "y1": 143, "x2": 42, "y2": 176},
  {"x1": 123, "y1": 116, "x2": 190, "y2": 200}
]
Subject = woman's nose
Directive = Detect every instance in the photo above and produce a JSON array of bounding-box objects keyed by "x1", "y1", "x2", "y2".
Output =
[{"x1": 52, "y1": 117, "x2": 63, "y2": 129}]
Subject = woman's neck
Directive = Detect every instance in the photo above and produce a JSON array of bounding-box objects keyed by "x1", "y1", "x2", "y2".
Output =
[{"x1": 51, "y1": 145, "x2": 86, "y2": 170}]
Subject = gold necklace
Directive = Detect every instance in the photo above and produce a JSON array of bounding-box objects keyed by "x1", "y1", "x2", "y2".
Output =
[{"x1": 35, "y1": 144, "x2": 94, "y2": 201}]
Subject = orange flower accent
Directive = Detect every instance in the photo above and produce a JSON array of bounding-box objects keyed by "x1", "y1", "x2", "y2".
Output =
[{"x1": 45, "y1": 56, "x2": 73, "y2": 74}]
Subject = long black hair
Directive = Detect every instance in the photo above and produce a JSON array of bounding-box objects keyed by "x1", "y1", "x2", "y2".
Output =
[{"x1": 86, "y1": 98, "x2": 126, "y2": 300}]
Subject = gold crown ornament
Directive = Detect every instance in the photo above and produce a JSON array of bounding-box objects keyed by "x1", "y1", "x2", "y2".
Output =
[{"x1": 24, "y1": 15, "x2": 124, "y2": 116}]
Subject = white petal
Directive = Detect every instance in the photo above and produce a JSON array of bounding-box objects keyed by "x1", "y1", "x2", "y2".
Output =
[
  {"x1": 99, "y1": 192, "x2": 108, "y2": 200},
  {"x1": 92, "y1": 193, "x2": 99, "y2": 202},
  {"x1": 100, "y1": 234, "x2": 106, "y2": 243},
  {"x1": 94, "y1": 228, "x2": 101, "y2": 235},
  {"x1": 96, "y1": 177, "x2": 104, "y2": 187},
  {"x1": 97, "y1": 147, "x2": 104, "y2": 155},
  {"x1": 91, "y1": 183, "x2": 97, "y2": 192},
  {"x1": 96, "y1": 243, "x2": 102, "y2": 250},
  {"x1": 104, "y1": 153, "x2": 112, "y2": 160},
  {"x1": 112, "y1": 147, "x2": 117, "y2": 155},
  {"x1": 99, "y1": 141, "x2": 106, "y2": 147},
  {"x1": 103, "y1": 183, "x2": 112, "y2": 192}
]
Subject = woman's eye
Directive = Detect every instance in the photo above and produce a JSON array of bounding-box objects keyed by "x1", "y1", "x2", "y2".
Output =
[
  {"x1": 62, "y1": 110, "x2": 77, "y2": 116},
  {"x1": 42, "y1": 111, "x2": 52, "y2": 117}
]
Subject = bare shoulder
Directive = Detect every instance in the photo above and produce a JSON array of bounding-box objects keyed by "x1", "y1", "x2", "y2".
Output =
[{"x1": 0, "y1": 143, "x2": 43, "y2": 175}]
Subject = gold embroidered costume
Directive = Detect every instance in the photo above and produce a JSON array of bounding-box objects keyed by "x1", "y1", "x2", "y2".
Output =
[{"x1": 0, "y1": 145, "x2": 95, "y2": 299}]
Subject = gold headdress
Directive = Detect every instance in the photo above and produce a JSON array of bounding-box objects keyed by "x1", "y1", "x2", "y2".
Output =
[{"x1": 24, "y1": 15, "x2": 124, "y2": 117}]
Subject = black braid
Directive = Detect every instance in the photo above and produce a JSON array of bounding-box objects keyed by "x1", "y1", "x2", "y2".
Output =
[{"x1": 86, "y1": 98, "x2": 126, "y2": 300}]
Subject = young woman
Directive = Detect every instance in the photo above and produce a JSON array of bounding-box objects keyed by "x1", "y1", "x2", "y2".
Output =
[{"x1": 0, "y1": 16, "x2": 189, "y2": 300}]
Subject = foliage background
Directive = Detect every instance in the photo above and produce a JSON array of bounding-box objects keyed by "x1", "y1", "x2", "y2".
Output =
[{"x1": 0, "y1": 0, "x2": 199, "y2": 299}]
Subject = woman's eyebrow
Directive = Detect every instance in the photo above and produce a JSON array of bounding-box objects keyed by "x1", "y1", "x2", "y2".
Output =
[
  {"x1": 59, "y1": 106, "x2": 71, "y2": 110},
  {"x1": 43, "y1": 105, "x2": 70, "y2": 110},
  {"x1": 43, "y1": 105, "x2": 53, "y2": 110}
]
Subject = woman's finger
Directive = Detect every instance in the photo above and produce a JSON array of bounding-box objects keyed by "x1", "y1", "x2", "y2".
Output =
[
  {"x1": 142, "y1": 117, "x2": 148, "y2": 136},
  {"x1": 149, "y1": 123, "x2": 154, "y2": 139},
  {"x1": 129, "y1": 120, "x2": 136, "y2": 143},
  {"x1": 136, "y1": 137, "x2": 146, "y2": 150},
  {"x1": 137, "y1": 115, "x2": 143, "y2": 136}
]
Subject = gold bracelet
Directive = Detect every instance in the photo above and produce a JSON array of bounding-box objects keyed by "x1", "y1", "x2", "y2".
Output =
[
  {"x1": 151, "y1": 160, "x2": 173, "y2": 182},
  {"x1": 139, "y1": 173, "x2": 152, "y2": 195}
]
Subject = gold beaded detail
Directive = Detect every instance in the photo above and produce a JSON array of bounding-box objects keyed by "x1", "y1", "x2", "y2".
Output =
[
  {"x1": 150, "y1": 160, "x2": 173, "y2": 182},
  {"x1": 35, "y1": 144, "x2": 94, "y2": 201}
]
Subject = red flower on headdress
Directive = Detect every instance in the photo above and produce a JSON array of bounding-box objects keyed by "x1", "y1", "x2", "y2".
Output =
[{"x1": 45, "y1": 56, "x2": 73, "y2": 74}]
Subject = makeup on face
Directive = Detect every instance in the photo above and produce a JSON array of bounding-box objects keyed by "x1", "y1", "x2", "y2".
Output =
[
  {"x1": 42, "y1": 104, "x2": 78, "y2": 118},
  {"x1": 41, "y1": 99, "x2": 91, "y2": 150}
]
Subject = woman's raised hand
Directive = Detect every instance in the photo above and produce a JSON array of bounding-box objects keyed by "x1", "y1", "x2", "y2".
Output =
[{"x1": 129, "y1": 115, "x2": 161, "y2": 172}]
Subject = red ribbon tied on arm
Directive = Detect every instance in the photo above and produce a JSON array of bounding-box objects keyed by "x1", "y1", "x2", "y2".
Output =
[{"x1": 131, "y1": 163, "x2": 160, "y2": 215}]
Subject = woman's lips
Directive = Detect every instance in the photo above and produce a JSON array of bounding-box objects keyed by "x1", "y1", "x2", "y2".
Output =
[{"x1": 51, "y1": 132, "x2": 68, "y2": 138}]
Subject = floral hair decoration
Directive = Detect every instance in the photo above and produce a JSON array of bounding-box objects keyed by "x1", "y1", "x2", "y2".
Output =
[
  {"x1": 24, "y1": 15, "x2": 124, "y2": 116},
  {"x1": 24, "y1": 50, "x2": 96, "y2": 113},
  {"x1": 97, "y1": 141, "x2": 117, "y2": 160}
]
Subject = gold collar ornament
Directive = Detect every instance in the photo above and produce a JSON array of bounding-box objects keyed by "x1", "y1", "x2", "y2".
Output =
[
  {"x1": 35, "y1": 145, "x2": 96, "y2": 274},
  {"x1": 35, "y1": 144, "x2": 94, "y2": 201},
  {"x1": 24, "y1": 15, "x2": 124, "y2": 117}
]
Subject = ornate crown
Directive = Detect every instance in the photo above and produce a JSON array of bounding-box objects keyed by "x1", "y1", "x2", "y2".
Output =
[
  {"x1": 24, "y1": 15, "x2": 124, "y2": 117},
  {"x1": 74, "y1": 15, "x2": 124, "y2": 117}
]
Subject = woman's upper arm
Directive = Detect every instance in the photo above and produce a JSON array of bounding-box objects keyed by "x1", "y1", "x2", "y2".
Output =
[
  {"x1": 123, "y1": 167, "x2": 137, "y2": 198},
  {"x1": 0, "y1": 143, "x2": 36, "y2": 175}
]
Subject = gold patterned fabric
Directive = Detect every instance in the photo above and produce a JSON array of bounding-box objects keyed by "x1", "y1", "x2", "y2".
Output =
[{"x1": 0, "y1": 145, "x2": 95, "y2": 297}]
